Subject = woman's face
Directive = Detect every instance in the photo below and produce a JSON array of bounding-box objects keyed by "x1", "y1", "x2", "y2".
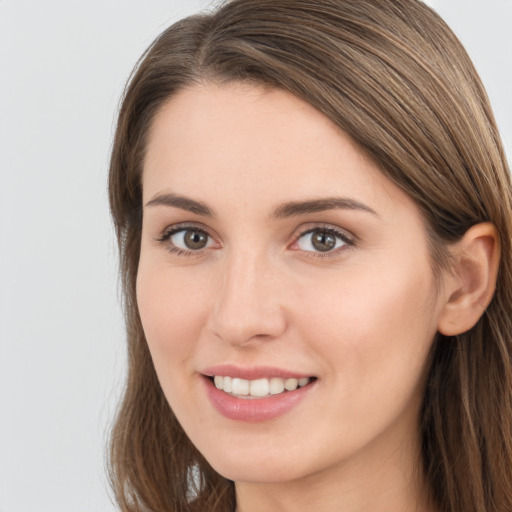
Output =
[{"x1": 137, "y1": 82, "x2": 446, "y2": 485}]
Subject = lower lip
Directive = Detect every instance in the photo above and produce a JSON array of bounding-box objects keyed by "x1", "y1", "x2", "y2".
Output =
[{"x1": 203, "y1": 376, "x2": 315, "y2": 422}]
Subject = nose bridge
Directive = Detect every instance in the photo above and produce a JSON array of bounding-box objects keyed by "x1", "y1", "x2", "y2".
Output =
[{"x1": 210, "y1": 246, "x2": 286, "y2": 345}]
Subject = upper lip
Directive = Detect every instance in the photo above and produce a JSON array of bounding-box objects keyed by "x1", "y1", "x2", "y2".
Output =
[{"x1": 201, "y1": 364, "x2": 314, "y2": 380}]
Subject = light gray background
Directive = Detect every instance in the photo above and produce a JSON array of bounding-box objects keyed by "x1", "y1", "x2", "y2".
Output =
[{"x1": 0, "y1": 1, "x2": 510, "y2": 511}]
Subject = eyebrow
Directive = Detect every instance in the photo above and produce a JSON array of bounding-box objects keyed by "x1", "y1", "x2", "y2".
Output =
[
  {"x1": 145, "y1": 193, "x2": 213, "y2": 216},
  {"x1": 272, "y1": 197, "x2": 378, "y2": 218},
  {"x1": 144, "y1": 193, "x2": 377, "y2": 219}
]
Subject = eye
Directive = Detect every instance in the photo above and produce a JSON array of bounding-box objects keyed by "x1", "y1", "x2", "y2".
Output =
[
  {"x1": 294, "y1": 227, "x2": 351, "y2": 254},
  {"x1": 157, "y1": 226, "x2": 217, "y2": 254},
  {"x1": 172, "y1": 228, "x2": 212, "y2": 250}
]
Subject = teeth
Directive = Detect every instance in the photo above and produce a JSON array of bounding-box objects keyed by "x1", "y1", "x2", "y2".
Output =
[
  {"x1": 284, "y1": 378, "x2": 298, "y2": 391},
  {"x1": 232, "y1": 378, "x2": 249, "y2": 396},
  {"x1": 269, "y1": 377, "x2": 285, "y2": 395},
  {"x1": 250, "y1": 378, "x2": 269, "y2": 397},
  {"x1": 213, "y1": 376, "x2": 311, "y2": 397},
  {"x1": 223, "y1": 376, "x2": 232, "y2": 393}
]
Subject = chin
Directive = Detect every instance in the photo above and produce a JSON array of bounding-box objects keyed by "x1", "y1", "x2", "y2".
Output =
[
  {"x1": 195, "y1": 437, "x2": 320, "y2": 485},
  {"x1": 211, "y1": 459, "x2": 304, "y2": 485}
]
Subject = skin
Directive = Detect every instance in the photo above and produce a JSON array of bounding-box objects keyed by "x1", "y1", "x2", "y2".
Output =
[{"x1": 136, "y1": 82, "x2": 452, "y2": 512}]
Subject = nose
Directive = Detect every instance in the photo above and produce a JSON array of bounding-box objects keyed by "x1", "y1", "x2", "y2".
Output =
[{"x1": 208, "y1": 251, "x2": 287, "y2": 347}]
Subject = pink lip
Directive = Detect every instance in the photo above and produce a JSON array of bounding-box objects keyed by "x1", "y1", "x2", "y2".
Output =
[
  {"x1": 201, "y1": 364, "x2": 312, "y2": 380},
  {"x1": 201, "y1": 372, "x2": 316, "y2": 423}
]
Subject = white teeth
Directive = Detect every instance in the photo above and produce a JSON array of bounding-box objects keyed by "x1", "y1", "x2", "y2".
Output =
[
  {"x1": 214, "y1": 375, "x2": 223, "y2": 389},
  {"x1": 231, "y1": 378, "x2": 249, "y2": 396},
  {"x1": 269, "y1": 377, "x2": 285, "y2": 395},
  {"x1": 249, "y1": 378, "x2": 270, "y2": 397},
  {"x1": 284, "y1": 378, "x2": 298, "y2": 391},
  {"x1": 223, "y1": 376, "x2": 232, "y2": 393},
  {"x1": 212, "y1": 376, "x2": 312, "y2": 397}
]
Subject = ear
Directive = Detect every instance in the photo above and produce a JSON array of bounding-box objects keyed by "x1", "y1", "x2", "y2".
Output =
[{"x1": 437, "y1": 222, "x2": 500, "y2": 336}]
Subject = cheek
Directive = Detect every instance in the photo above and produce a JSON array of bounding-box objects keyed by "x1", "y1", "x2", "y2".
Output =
[
  {"x1": 136, "y1": 262, "x2": 209, "y2": 369},
  {"x1": 290, "y1": 268, "x2": 437, "y2": 456},
  {"x1": 299, "y1": 259, "x2": 438, "y2": 398}
]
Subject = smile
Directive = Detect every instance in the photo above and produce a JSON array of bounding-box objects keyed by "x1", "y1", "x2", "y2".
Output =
[
  {"x1": 203, "y1": 371, "x2": 317, "y2": 422},
  {"x1": 213, "y1": 375, "x2": 312, "y2": 398}
]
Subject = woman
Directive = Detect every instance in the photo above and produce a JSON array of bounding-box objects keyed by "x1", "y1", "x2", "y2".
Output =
[{"x1": 108, "y1": 0, "x2": 512, "y2": 510}]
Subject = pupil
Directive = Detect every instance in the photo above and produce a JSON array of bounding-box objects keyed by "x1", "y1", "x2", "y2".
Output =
[
  {"x1": 312, "y1": 231, "x2": 336, "y2": 252},
  {"x1": 184, "y1": 230, "x2": 207, "y2": 250}
]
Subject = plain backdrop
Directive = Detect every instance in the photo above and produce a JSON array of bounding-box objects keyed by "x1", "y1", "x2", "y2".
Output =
[{"x1": 0, "y1": 1, "x2": 510, "y2": 511}]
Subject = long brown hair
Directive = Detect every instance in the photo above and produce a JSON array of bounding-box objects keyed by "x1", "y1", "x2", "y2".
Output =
[{"x1": 108, "y1": 1, "x2": 512, "y2": 510}]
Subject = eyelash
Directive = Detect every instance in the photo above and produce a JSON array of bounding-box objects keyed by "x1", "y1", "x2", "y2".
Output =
[
  {"x1": 155, "y1": 223, "x2": 213, "y2": 257},
  {"x1": 154, "y1": 223, "x2": 355, "y2": 258},
  {"x1": 292, "y1": 225, "x2": 355, "y2": 259}
]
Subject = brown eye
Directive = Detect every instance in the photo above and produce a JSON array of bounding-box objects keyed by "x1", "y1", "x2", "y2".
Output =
[
  {"x1": 311, "y1": 231, "x2": 336, "y2": 252},
  {"x1": 168, "y1": 228, "x2": 213, "y2": 252},
  {"x1": 183, "y1": 230, "x2": 208, "y2": 250},
  {"x1": 296, "y1": 228, "x2": 348, "y2": 254}
]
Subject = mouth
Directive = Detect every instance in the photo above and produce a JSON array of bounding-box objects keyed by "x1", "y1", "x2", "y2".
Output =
[
  {"x1": 200, "y1": 365, "x2": 318, "y2": 421},
  {"x1": 208, "y1": 375, "x2": 315, "y2": 399}
]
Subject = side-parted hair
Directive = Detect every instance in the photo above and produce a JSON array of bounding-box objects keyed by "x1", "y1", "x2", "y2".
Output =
[{"x1": 108, "y1": 1, "x2": 512, "y2": 511}]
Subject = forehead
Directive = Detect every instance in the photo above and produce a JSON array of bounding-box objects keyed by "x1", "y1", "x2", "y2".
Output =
[{"x1": 142, "y1": 81, "x2": 412, "y2": 217}]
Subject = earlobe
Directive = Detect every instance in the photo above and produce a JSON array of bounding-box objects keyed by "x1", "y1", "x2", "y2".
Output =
[{"x1": 437, "y1": 222, "x2": 500, "y2": 336}]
